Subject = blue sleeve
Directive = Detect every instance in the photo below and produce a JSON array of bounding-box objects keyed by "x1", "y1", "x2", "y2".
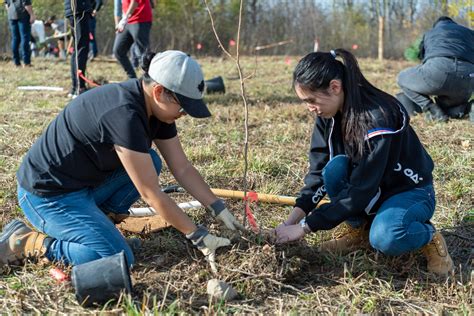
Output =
[{"x1": 114, "y1": 0, "x2": 122, "y2": 17}]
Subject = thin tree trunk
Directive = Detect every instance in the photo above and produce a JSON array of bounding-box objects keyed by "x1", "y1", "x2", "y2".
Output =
[{"x1": 378, "y1": 15, "x2": 384, "y2": 61}]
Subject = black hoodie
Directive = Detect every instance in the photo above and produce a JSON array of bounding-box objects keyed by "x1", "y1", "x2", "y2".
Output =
[{"x1": 295, "y1": 103, "x2": 434, "y2": 231}]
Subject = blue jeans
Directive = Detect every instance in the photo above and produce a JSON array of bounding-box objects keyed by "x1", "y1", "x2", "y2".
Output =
[
  {"x1": 8, "y1": 16, "x2": 31, "y2": 65},
  {"x1": 89, "y1": 16, "x2": 98, "y2": 58},
  {"x1": 323, "y1": 155, "x2": 435, "y2": 256},
  {"x1": 17, "y1": 149, "x2": 162, "y2": 267}
]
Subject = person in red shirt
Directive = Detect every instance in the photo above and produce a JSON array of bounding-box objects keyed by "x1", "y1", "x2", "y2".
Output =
[{"x1": 113, "y1": 0, "x2": 153, "y2": 78}]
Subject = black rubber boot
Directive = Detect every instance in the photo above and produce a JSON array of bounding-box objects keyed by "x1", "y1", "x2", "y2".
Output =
[
  {"x1": 395, "y1": 92, "x2": 422, "y2": 116},
  {"x1": 425, "y1": 103, "x2": 448, "y2": 122}
]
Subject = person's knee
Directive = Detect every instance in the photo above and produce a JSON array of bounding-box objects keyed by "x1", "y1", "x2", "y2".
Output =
[
  {"x1": 113, "y1": 45, "x2": 123, "y2": 59},
  {"x1": 396, "y1": 70, "x2": 410, "y2": 88},
  {"x1": 148, "y1": 149, "x2": 163, "y2": 175},
  {"x1": 369, "y1": 222, "x2": 405, "y2": 256},
  {"x1": 322, "y1": 155, "x2": 349, "y2": 197}
]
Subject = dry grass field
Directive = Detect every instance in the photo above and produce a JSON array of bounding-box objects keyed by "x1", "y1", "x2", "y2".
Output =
[{"x1": 0, "y1": 55, "x2": 472, "y2": 314}]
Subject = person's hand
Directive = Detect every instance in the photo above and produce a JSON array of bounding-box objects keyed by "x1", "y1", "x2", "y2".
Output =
[
  {"x1": 116, "y1": 16, "x2": 128, "y2": 33},
  {"x1": 29, "y1": 13, "x2": 35, "y2": 24},
  {"x1": 208, "y1": 199, "x2": 246, "y2": 231},
  {"x1": 186, "y1": 226, "x2": 231, "y2": 256},
  {"x1": 271, "y1": 207, "x2": 306, "y2": 236},
  {"x1": 275, "y1": 224, "x2": 306, "y2": 244},
  {"x1": 275, "y1": 220, "x2": 290, "y2": 231}
]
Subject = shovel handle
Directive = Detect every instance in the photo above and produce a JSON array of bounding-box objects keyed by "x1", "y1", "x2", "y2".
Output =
[{"x1": 210, "y1": 189, "x2": 296, "y2": 206}]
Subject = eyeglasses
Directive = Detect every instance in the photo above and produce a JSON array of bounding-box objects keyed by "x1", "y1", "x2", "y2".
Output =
[{"x1": 165, "y1": 88, "x2": 186, "y2": 114}]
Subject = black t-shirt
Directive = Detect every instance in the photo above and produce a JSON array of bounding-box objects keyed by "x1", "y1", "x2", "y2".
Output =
[{"x1": 17, "y1": 79, "x2": 177, "y2": 196}]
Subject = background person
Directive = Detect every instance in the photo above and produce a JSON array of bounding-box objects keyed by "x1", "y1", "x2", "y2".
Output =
[
  {"x1": 65, "y1": 0, "x2": 92, "y2": 98},
  {"x1": 113, "y1": 0, "x2": 152, "y2": 78},
  {"x1": 396, "y1": 16, "x2": 474, "y2": 122},
  {"x1": 274, "y1": 49, "x2": 454, "y2": 276},
  {"x1": 88, "y1": 0, "x2": 103, "y2": 60},
  {"x1": 44, "y1": 15, "x2": 68, "y2": 59},
  {"x1": 4, "y1": 0, "x2": 35, "y2": 67},
  {"x1": 0, "y1": 51, "x2": 242, "y2": 270}
]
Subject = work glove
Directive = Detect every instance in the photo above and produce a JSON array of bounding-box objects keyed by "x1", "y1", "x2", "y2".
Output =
[
  {"x1": 274, "y1": 223, "x2": 309, "y2": 244},
  {"x1": 186, "y1": 226, "x2": 231, "y2": 256},
  {"x1": 208, "y1": 199, "x2": 245, "y2": 232},
  {"x1": 116, "y1": 16, "x2": 128, "y2": 33}
]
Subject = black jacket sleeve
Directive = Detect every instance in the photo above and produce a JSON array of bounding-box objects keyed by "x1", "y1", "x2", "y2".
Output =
[
  {"x1": 294, "y1": 118, "x2": 330, "y2": 214},
  {"x1": 305, "y1": 134, "x2": 392, "y2": 231}
]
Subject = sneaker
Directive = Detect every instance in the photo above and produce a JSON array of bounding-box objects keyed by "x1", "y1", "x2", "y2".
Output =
[
  {"x1": 67, "y1": 88, "x2": 77, "y2": 99},
  {"x1": 67, "y1": 87, "x2": 87, "y2": 99}
]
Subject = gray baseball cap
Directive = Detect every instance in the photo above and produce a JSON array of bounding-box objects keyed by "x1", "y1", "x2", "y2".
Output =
[{"x1": 148, "y1": 50, "x2": 211, "y2": 118}]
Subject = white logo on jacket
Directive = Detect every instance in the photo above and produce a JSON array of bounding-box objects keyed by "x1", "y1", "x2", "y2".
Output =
[
  {"x1": 312, "y1": 185, "x2": 326, "y2": 204},
  {"x1": 394, "y1": 163, "x2": 423, "y2": 184}
]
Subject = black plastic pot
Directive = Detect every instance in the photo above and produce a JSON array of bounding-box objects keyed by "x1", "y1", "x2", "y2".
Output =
[
  {"x1": 205, "y1": 76, "x2": 226, "y2": 94},
  {"x1": 72, "y1": 251, "x2": 132, "y2": 307}
]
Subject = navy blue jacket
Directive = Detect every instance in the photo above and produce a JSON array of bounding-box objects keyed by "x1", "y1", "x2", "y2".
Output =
[
  {"x1": 419, "y1": 19, "x2": 474, "y2": 64},
  {"x1": 64, "y1": 0, "x2": 93, "y2": 17},
  {"x1": 295, "y1": 103, "x2": 434, "y2": 231}
]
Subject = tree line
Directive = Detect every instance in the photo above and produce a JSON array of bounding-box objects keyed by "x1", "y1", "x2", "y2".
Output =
[{"x1": 0, "y1": 0, "x2": 471, "y2": 59}]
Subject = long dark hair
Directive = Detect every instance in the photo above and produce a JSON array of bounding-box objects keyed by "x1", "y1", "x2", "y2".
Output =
[
  {"x1": 140, "y1": 51, "x2": 156, "y2": 85},
  {"x1": 293, "y1": 48, "x2": 403, "y2": 159}
]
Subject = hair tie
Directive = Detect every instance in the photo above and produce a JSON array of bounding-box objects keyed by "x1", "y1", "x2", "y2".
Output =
[{"x1": 330, "y1": 50, "x2": 337, "y2": 58}]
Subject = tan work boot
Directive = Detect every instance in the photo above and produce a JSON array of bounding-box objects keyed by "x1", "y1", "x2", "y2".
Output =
[
  {"x1": 421, "y1": 231, "x2": 454, "y2": 276},
  {"x1": 318, "y1": 222, "x2": 370, "y2": 254},
  {"x1": 0, "y1": 219, "x2": 49, "y2": 266}
]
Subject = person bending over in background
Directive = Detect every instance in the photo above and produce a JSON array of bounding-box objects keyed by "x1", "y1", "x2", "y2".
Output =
[
  {"x1": 0, "y1": 51, "x2": 243, "y2": 271},
  {"x1": 44, "y1": 15, "x2": 68, "y2": 59},
  {"x1": 274, "y1": 49, "x2": 454, "y2": 276},
  {"x1": 396, "y1": 16, "x2": 474, "y2": 122}
]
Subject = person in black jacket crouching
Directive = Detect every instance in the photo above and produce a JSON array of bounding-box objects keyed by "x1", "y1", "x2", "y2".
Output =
[
  {"x1": 273, "y1": 49, "x2": 454, "y2": 276},
  {"x1": 396, "y1": 16, "x2": 474, "y2": 122}
]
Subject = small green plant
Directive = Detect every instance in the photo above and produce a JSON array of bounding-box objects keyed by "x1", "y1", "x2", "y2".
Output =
[{"x1": 404, "y1": 38, "x2": 422, "y2": 62}]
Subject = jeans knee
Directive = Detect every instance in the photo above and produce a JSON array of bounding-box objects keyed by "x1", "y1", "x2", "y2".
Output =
[
  {"x1": 369, "y1": 223, "x2": 405, "y2": 256},
  {"x1": 148, "y1": 149, "x2": 162, "y2": 175},
  {"x1": 322, "y1": 155, "x2": 349, "y2": 197}
]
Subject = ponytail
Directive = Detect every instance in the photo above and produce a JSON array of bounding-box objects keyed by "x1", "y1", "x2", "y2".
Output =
[
  {"x1": 140, "y1": 51, "x2": 156, "y2": 85},
  {"x1": 293, "y1": 49, "x2": 403, "y2": 159}
]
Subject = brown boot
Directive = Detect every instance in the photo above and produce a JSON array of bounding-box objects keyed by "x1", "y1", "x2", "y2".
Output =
[
  {"x1": 421, "y1": 231, "x2": 454, "y2": 276},
  {"x1": 0, "y1": 219, "x2": 49, "y2": 266},
  {"x1": 318, "y1": 222, "x2": 370, "y2": 254}
]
